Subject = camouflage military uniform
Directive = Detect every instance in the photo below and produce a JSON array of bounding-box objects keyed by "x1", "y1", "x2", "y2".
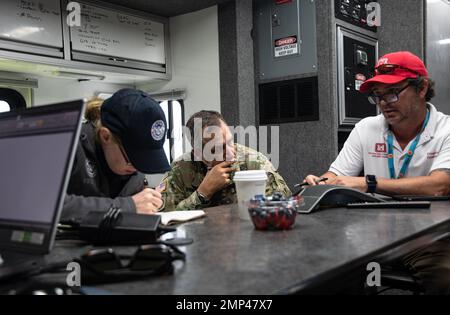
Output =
[{"x1": 160, "y1": 144, "x2": 291, "y2": 211}]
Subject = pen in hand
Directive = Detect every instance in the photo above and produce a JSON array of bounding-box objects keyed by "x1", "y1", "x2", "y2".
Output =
[
  {"x1": 294, "y1": 178, "x2": 328, "y2": 188},
  {"x1": 144, "y1": 178, "x2": 166, "y2": 193}
]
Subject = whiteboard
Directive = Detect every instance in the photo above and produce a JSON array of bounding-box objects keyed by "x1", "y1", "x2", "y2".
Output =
[
  {"x1": 0, "y1": 0, "x2": 63, "y2": 48},
  {"x1": 70, "y1": 2, "x2": 165, "y2": 65}
]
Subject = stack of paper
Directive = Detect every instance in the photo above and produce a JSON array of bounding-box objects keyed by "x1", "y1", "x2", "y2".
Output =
[{"x1": 155, "y1": 210, "x2": 206, "y2": 226}]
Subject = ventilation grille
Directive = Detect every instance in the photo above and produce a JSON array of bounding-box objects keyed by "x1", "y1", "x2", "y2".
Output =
[{"x1": 259, "y1": 76, "x2": 319, "y2": 125}]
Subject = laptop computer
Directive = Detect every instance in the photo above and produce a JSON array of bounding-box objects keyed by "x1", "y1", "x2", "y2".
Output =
[{"x1": 0, "y1": 100, "x2": 85, "y2": 281}]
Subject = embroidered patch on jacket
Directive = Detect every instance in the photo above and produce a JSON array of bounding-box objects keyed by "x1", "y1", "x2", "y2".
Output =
[{"x1": 85, "y1": 159, "x2": 97, "y2": 178}]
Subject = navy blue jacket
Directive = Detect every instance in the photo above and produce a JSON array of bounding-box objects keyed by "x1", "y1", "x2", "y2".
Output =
[{"x1": 61, "y1": 122, "x2": 145, "y2": 223}]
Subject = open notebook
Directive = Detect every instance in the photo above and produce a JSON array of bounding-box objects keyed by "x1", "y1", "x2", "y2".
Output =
[{"x1": 155, "y1": 210, "x2": 206, "y2": 226}]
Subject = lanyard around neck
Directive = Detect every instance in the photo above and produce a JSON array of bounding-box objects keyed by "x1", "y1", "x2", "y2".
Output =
[{"x1": 387, "y1": 110, "x2": 430, "y2": 179}]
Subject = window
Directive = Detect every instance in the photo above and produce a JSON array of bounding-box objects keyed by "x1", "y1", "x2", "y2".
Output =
[
  {"x1": 159, "y1": 100, "x2": 185, "y2": 163},
  {"x1": 0, "y1": 100, "x2": 10, "y2": 113},
  {"x1": 97, "y1": 93, "x2": 114, "y2": 100},
  {"x1": 0, "y1": 87, "x2": 28, "y2": 112}
]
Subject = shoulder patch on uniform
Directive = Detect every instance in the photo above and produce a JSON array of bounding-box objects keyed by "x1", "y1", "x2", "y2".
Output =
[{"x1": 156, "y1": 181, "x2": 167, "y2": 193}]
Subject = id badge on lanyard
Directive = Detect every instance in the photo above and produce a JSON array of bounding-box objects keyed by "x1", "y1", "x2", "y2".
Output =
[{"x1": 387, "y1": 110, "x2": 430, "y2": 179}]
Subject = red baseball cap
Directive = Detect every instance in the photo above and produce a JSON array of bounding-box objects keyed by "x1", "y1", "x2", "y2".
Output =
[{"x1": 359, "y1": 51, "x2": 429, "y2": 93}]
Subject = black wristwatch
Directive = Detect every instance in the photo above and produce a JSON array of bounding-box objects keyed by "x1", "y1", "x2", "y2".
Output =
[
  {"x1": 196, "y1": 190, "x2": 210, "y2": 205},
  {"x1": 366, "y1": 175, "x2": 377, "y2": 194}
]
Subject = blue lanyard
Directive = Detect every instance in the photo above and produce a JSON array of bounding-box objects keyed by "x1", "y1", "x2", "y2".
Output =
[{"x1": 387, "y1": 110, "x2": 430, "y2": 179}]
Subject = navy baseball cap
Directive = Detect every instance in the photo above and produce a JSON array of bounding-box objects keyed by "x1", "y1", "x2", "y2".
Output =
[{"x1": 101, "y1": 89, "x2": 170, "y2": 174}]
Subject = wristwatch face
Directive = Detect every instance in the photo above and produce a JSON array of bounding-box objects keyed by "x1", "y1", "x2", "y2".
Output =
[
  {"x1": 367, "y1": 175, "x2": 376, "y2": 183},
  {"x1": 366, "y1": 175, "x2": 377, "y2": 193}
]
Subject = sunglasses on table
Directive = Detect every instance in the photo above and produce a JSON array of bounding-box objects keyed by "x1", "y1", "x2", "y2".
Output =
[
  {"x1": 80, "y1": 244, "x2": 185, "y2": 273},
  {"x1": 66, "y1": 244, "x2": 186, "y2": 285},
  {"x1": 20, "y1": 244, "x2": 186, "y2": 285}
]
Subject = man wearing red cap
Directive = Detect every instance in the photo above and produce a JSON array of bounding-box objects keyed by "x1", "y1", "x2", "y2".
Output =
[{"x1": 304, "y1": 51, "x2": 450, "y2": 293}]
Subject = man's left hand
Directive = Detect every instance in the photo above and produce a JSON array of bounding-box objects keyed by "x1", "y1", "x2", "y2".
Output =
[{"x1": 327, "y1": 176, "x2": 368, "y2": 192}]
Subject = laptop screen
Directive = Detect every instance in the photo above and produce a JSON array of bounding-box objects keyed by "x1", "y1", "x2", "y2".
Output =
[{"x1": 0, "y1": 101, "x2": 84, "y2": 254}]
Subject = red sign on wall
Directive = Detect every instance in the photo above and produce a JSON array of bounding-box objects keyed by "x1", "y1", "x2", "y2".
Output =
[{"x1": 274, "y1": 35, "x2": 298, "y2": 58}]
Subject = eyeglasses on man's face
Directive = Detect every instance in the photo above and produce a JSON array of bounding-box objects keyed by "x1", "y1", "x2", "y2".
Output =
[{"x1": 367, "y1": 83, "x2": 412, "y2": 105}]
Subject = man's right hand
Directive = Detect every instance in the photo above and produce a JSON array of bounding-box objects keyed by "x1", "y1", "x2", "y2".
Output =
[
  {"x1": 304, "y1": 175, "x2": 327, "y2": 186},
  {"x1": 198, "y1": 161, "x2": 234, "y2": 199},
  {"x1": 132, "y1": 188, "x2": 163, "y2": 214}
]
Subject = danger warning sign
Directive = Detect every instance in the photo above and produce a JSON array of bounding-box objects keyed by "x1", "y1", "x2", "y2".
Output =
[{"x1": 274, "y1": 36, "x2": 298, "y2": 58}]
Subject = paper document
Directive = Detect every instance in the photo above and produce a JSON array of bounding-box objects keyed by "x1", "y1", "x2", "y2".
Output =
[{"x1": 155, "y1": 210, "x2": 206, "y2": 226}]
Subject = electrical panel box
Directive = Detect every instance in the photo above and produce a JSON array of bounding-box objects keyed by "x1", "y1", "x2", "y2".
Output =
[
  {"x1": 255, "y1": 0, "x2": 317, "y2": 80},
  {"x1": 335, "y1": 0, "x2": 378, "y2": 32},
  {"x1": 337, "y1": 27, "x2": 378, "y2": 126}
]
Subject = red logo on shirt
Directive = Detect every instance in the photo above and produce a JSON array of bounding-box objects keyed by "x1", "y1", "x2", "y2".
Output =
[{"x1": 375, "y1": 143, "x2": 387, "y2": 153}]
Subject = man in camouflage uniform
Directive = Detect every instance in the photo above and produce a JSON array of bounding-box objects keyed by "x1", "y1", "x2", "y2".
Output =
[{"x1": 160, "y1": 111, "x2": 290, "y2": 211}]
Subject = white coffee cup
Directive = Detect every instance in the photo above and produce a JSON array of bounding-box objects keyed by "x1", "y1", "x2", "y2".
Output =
[{"x1": 234, "y1": 170, "x2": 268, "y2": 220}]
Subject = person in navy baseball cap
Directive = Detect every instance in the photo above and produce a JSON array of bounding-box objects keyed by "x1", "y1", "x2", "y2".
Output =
[
  {"x1": 62, "y1": 89, "x2": 171, "y2": 222},
  {"x1": 101, "y1": 88, "x2": 170, "y2": 174}
]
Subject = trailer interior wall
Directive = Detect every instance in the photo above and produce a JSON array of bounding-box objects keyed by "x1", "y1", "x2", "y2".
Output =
[{"x1": 139, "y1": 6, "x2": 221, "y2": 122}]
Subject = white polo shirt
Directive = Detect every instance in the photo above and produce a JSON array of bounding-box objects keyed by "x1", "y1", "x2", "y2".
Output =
[{"x1": 329, "y1": 104, "x2": 450, "y2": 178}]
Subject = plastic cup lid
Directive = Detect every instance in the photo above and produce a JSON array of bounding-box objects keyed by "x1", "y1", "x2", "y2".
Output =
[{"x1": 233, "y1": 170, "x2": 268, "y2": 181}]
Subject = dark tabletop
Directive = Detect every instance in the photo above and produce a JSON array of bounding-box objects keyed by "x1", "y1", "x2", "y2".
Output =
[{"x1": 37, "y1": 201, "x2": 450, "y2": 295}]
